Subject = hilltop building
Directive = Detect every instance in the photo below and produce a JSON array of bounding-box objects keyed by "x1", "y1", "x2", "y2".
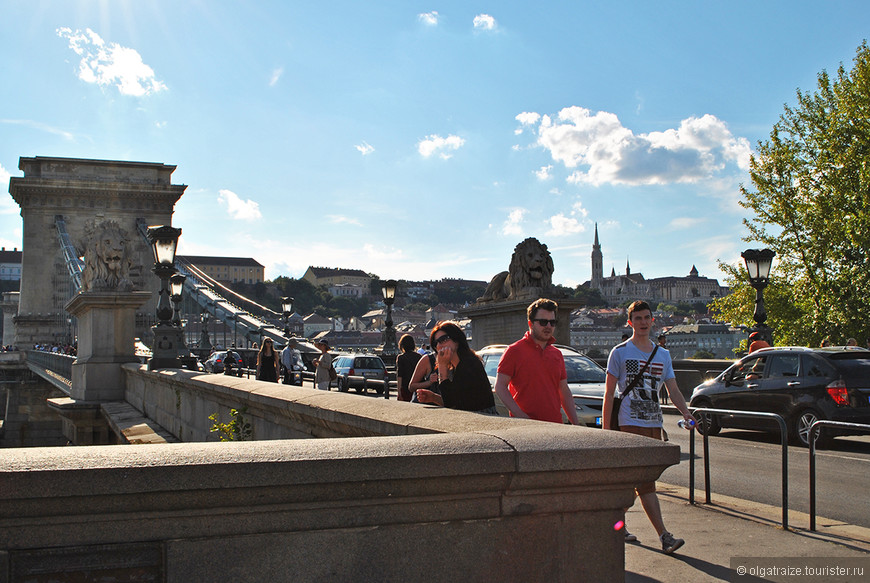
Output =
[
  {"x1": 586, "y1": 224, "x2": 729, "y2": 306},
  {"x1": 303, "y1": 267, "x2": 372, "y2": 294},
  {"x1": 178, "y1": 255, "x2": 264, "y2": 284}
]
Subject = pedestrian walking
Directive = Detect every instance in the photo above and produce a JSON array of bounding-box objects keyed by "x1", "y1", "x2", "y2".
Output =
[{"x1": 602, "y1": 300, "x2": 694, "y2": 554}]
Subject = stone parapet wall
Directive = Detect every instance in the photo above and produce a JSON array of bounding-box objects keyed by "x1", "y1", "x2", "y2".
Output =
[{"x1": 1, "y1": 420, "x2": 677, "y2": 581}]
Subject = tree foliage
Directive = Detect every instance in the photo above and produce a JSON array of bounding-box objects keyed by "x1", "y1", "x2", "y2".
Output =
[{"x1": 728, "y1": 41, "x2": 870, "y2": 346}]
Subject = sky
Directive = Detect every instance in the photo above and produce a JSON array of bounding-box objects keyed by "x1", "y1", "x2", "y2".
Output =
[{"x1": 1, "y1": 1, "x2": 868, "y2": 289}]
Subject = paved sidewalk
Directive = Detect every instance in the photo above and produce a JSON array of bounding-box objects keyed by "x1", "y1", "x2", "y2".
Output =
[{"x1": 623, "y1": 484, "x2": 870, "y2": 582}]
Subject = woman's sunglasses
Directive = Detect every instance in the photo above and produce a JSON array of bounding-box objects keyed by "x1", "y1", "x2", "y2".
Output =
[{"x1": 433, "y1": 334, "x2": 452, "y2": 346}]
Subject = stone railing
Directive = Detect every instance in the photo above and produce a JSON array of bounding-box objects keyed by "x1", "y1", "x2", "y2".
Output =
[{"x1": 1, "y1": 365, "x2": 680, "y2": 581}]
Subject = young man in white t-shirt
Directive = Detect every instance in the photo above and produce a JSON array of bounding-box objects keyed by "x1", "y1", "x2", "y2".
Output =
[{"x1": 603, "y1": 300, "x2": 694, "y2": 554}]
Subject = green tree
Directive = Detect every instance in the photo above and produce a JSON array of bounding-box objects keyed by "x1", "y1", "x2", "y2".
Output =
[{"x1": 730, "y1": 42, "x2": 870, "y2": 345}]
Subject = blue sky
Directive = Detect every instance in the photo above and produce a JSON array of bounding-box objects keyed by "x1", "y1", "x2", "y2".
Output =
[{"x1": 2, "y1": 1, "x2": 868, "y2": 288}]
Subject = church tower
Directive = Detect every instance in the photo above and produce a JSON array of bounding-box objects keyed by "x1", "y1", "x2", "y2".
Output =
[{"x1": 591, "y1": 223, "x2": 603, "y2": 289}]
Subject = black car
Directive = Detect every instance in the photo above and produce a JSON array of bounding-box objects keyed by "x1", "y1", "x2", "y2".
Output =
[
  {"x1": 203, "y1": 351, "x2": 245, "y2": 376},
  {"x1": 690, "y1": 346, "x2": 870, "y2": 446}
]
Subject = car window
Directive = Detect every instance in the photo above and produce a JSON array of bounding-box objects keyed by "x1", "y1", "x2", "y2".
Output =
[
  {"x1": 564, "y1": 355, "x2": 606, "y2": 383},
  {"x1": 767, "y1": 354, "x2": 800, "y2": 378},
  {"x1": 731, "y1": 356, "x2": 768, "y2": 382},
  {"x1": 355, "y1": 357, "x2": 384, "y2": 369},
  {"x1": 803, "y1": 355, "x2": 835, "y2": 378},
  {"x1": 482, "y1": 354, "x2": 500, "y2": 378}
]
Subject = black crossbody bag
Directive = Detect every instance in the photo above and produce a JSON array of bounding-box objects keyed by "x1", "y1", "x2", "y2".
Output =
[{"x1": 610, "y1": 345, "x2": 659, "y2": 431}]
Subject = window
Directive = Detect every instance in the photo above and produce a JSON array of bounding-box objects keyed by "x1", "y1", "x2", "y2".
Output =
[{"x1": 767, "y1": 354, "x2": 800, "y2": 378}]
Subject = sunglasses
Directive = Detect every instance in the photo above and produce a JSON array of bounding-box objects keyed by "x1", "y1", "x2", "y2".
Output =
[
  {"x1": 433, "y1": 334, "x2": 452, "y2": 346},
  {"x1": 532, "y1": 318, "x2": 557, "y2": 327}
]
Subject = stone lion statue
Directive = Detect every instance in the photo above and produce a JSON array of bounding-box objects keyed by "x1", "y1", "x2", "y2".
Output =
[
  {"x1": 478, "y1": 237, "x2": 554, "y2": 302},
  {"x1": 80, "y1": 220, "x2": 134, "y2": 292}
]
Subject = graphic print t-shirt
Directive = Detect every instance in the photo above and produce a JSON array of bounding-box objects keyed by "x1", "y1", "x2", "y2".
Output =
[{"x1": 606, "y1": 341, "x2": 675, "y2": 428}]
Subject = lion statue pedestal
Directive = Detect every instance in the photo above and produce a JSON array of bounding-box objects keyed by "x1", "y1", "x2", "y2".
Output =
[{"x1": 460, "y1": 237, "x2": 584, "y2": 350}]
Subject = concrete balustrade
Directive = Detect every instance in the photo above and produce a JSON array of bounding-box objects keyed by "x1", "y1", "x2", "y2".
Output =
[{"x1": 1, "y1": 365, "x2": 679, "y2": 581}]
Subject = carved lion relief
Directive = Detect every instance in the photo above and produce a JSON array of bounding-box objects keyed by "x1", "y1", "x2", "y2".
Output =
[{"x1": 80, "y1": 220, "x2": 134, "y2": 292}]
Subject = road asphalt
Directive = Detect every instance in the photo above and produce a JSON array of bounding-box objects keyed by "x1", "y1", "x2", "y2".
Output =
[{"x1": 622, "y1": 483, "x2": 870, "y2": 582}]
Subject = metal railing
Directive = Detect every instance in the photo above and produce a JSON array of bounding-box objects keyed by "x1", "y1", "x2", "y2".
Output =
[
  {"x1": 686, "y1": 407, "x2": 790, "y2": 530},
  {"x1": 24, "y1": 350, "x2": 76, "y2": 394},
  {"x1": 809, "y1": 420, "x2": 870, "y2": 531}
]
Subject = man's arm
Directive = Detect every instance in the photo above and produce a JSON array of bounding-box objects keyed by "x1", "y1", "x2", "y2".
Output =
[
  {"x1": 558, "y1": 378, "x2": 579, "y2": 425},
  {"x1": 494, "y1": 373, "x2": 529, "y2": 418},
  {"x1": 603, "y1": 372, "x2": 618, "y2": 430},
  {"x1": 663, "y1": 378, "x2": 694, "y2": 423}
]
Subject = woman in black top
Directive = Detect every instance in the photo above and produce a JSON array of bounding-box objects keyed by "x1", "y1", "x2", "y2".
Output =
[
  {"x1": 415, "y1": 321, "x2": 497, "y2": 414},
  {"x1": 395, "y1": 334, "x2": 422, "y2": 401},
  {"x1": 256, "y1": 338, "x2": 280, "y2": 382}
]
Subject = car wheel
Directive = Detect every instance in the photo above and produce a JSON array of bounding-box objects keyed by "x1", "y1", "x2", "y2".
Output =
[
  {"x1": 691, "y1": 399, "x2": 720, "y2": 436},
  {"x1": 791, "y1": 408, "x2": 829, "y2": 448},
  {"x1": 338, "y1": 377, "x2": 349, "y2": 392}
]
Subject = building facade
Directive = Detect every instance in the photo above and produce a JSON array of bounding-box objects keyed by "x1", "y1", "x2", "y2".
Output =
[
  {"x1": 178, "y1": 255, "x2": 264, "y2": 284},
  {"x1": 0, "y1": 248, "x2": 22, "y2": 281},
  {"x1": 303, "y1": 267, "x2": 372, "y2": 293}
]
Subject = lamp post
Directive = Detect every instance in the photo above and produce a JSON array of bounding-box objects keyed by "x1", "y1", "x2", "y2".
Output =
[
  {"x1": 380, "y1": 278, "x2": 398, "y2": 356},
  {"x1": 741, "y1": 248, "x2": 775, "y2": 346},
  {"x1": 281, "y1": 296, "x2": 294, "y2": 338},
  {"x1": 147, "y1": 225, "x2": 185, "y2": 370},
  {"x1": 170, "y1": 273, "x2": 186, "y2": 328},
  {"x1": 200, "y1": 310, "x2": 212, "y2": 351}
]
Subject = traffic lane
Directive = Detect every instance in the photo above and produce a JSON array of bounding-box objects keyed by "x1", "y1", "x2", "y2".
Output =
[{"x1": 659, "y1": 424, "x2": 870, "y2": 529}]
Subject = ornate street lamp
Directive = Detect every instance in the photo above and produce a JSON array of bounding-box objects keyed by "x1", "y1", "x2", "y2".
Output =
[
  {"x1": 147, "y1": 225, "x2": 185, "y2": 370},
  {"x1": 380, "y1": 279, "x2": 398, "y2": 362},
  {"x1": 170, "y1": 273, "x2": 186, "y2": 327},
  {"x1": 281, "y1": 296, "x2": 294, "y2": 338},
  {"x1": 741, "y1": 248, "x2": 775, "y2": 346},
  {"x1": 200, "y1": 310, "x2": 212, "y2": 350}
]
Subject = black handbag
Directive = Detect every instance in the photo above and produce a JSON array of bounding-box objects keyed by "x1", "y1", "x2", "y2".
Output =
[{"x1": 610, "y1": 345, "x2": 659, "y2": 431}]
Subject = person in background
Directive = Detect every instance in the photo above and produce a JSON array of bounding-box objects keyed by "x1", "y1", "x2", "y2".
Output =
[
  {"x1": 281, "y1": 338, "x2": 302, "y2": 385},
  {"x1": 313, "y1": 339, "x2": 333, "y2": 391},
  {"x1": 494, "y1": 298, "x2": 578, "y2": 425},
  {"x1": 748, "y1": 331, "x2": 771, "y2": 353},
  {"x1": 415, "y1": 321, "x2": 496, "y2": 414},
  {"x1": 395, "y1": 334, "x2": 422, "y2": 402},
  {"x1": 846, "y1": 337, "x2": 858, "y2": 347},
  {"x1": 256, "y1": 337, "x2": 280, "y2": 382}
]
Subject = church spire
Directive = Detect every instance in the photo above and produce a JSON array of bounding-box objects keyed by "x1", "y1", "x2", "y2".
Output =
[{"x1": 591, "y1": 223, "x2": 603, "y2": 289}]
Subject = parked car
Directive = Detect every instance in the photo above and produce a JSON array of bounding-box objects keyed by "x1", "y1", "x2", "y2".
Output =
[
  {"x1": 332, "y1": 354, "x2": 388, "y2": 394},
  {"x1": 690, "y1": 346, "x2": 870, "y2": 447},
  {"x1": 203, "y1": 350, "x2": 245, "y2": 376},
  {"x1": 477, "y1": 344, "x2": 607, "y2": 427}
]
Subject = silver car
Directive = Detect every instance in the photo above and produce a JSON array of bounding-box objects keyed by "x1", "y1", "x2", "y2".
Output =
[
  {"x1": 478, "y1": 344, "x2": 606, "y2": 427},
  {"x1": 331, "y1": 354, "x2": 388, "y2": 395}
]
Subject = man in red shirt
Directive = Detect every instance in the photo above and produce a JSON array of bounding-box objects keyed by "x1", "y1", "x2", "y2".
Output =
[{"x1": 494, "y1": 298, "x2": 579, "y2": 424}]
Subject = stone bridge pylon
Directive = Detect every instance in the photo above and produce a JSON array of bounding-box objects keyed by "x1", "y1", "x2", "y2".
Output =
[{"x1": 8, "y1": 156, "x2": 187, "y2": 347}]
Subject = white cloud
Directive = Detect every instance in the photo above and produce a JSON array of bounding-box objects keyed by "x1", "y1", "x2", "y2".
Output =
[
  {"x1": 269, "y1": 67, "x2": 284, "y2": 86},
  {"x1": 502, "y1": 208, "x2": 526, "y2": 236},
  {"x1": 1, "y1": 118, "x2": 75, "y2": 140},
  {"x1": 473, "y1": 14, "x2": 497, "y2": 31},
  {"x1": 355, "y1": 141, "x2": 375, "y2": 156},
  {"x1": 418, "y1": 11, "x2": 439, "y2": 26},
  {"x1": 417, "y1": 134, "x2": 465, "y2": 159},
  {"x1": 0, "y1": 163, "x2": 16, "y2": 216},
  {"x1": 327, "y1": 215, "x2": 363, "y2": 227},
  {"x1": 521, "y1": 106, "x2": 751, "y2": 186},
  {"x1": 669, "y1": 217, "x2": 706, "y2": 230},
  {"x1": 535, "y1": 165, "x2": 553, "y2": 181},
  {"x1": 515, "y1": 112, "x2": 540, "y2": 126},
  {"x1": 217, "y1": 189, "x2": 262, "y2": 221},
  {"x1": 56, "y1": 27, "x2": 167, "y2": 96},
  {"x1": 546, "y1": 213, "x2": 584, "y2": 236}
]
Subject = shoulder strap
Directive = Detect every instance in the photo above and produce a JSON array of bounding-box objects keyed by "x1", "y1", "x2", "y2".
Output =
[{"x1": 618, "y1": 344, "x2": 659, "y2": 397}]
